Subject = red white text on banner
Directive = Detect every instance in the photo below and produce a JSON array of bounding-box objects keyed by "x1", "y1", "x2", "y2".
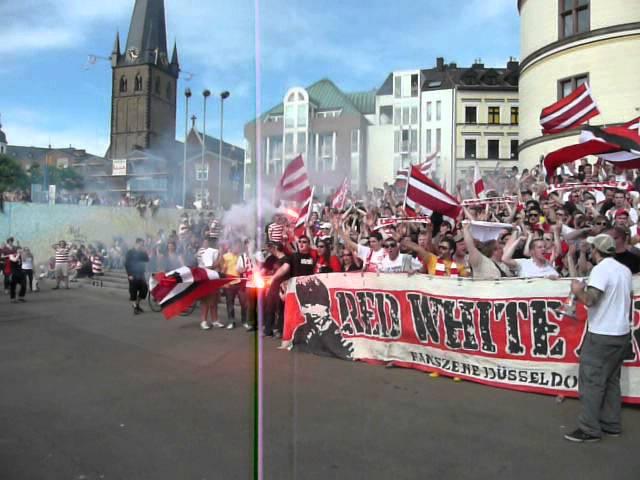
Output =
[{"x1": 283, "y1": 273, "x2": 640, "y2": 403}]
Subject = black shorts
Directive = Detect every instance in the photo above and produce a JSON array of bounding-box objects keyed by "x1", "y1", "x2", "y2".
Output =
[{"x1": 128, "y1": 278, "x2": 148, "y2": 301}]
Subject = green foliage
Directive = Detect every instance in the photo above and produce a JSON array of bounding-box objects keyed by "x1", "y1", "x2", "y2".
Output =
[
  {"x1": 27, "y1": 163, "x2": 84, "y2": 191},
  {"x1": 0, "y1": 154, "x2": 29, "y2": 191}
]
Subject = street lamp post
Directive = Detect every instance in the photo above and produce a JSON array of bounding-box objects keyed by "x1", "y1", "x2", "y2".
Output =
[
  {"x1": 201, "y1": 89, "x2": 211, "y2": 207},
  {"x1": 218, "y1": 91, "x2": 230, "y2": 209},
  {"x1": 182, "y1": 88, "x2": 192, "y2": 207}
]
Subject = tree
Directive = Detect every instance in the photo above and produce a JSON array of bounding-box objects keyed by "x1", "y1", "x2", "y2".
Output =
[
  {"x1": 0, "y1": 154, "x2": 29, "y2": 192},
  {"x1": 27, "y1": 163, "x2": 84, "y2": 191}
]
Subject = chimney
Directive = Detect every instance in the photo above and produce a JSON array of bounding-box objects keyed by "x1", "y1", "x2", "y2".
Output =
[
  {"x1": 507, "y1": 56, "x2": 520, "y2": 72},
  {"x1": 472, "y1": 58, "x2": 484, "y2": 69},
  {"x1": 436, "y1": 57, "x2": 445, "y2": 71}
]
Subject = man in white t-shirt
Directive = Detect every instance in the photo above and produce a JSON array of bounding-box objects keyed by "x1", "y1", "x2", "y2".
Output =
[
  {"x1": 339, "y1": 227, "x2": 385, "y2": 272},
  {"x1": 196, "y1": 238, "x2": 222, "y2": 330},
  {"x1": 501, "y1": 234, "x2": 558, "y2": 278},
  {"x1": 377, "y1": 238, "x2": 413, "y2": 273},
  {"x1": 564, "y1": 233, "x2": 633, "y2": 443}
]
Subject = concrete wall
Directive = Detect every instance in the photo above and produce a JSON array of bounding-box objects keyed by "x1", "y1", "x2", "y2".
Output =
[{"x1": 0, "y1": 203, "x2": 186, "y2": 267}]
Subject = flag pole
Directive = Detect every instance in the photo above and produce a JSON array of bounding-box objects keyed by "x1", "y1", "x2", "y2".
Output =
[{"x1": 402, "y1": 166, "x2": 411, "y2": 215}]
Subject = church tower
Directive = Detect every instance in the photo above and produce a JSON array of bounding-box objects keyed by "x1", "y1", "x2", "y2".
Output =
[{"x1": 108, "y1": 0, "x2": 179, "y2": 159}]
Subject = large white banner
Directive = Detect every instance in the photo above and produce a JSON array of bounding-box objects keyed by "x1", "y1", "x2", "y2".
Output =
[{"x1": 283, "y1": 274, "x2": 640, "y2": 403}]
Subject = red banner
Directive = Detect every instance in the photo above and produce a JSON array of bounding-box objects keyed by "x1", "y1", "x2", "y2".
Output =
[{"x1": 283, "y1": 274, "x2": 640, "y2": 403}]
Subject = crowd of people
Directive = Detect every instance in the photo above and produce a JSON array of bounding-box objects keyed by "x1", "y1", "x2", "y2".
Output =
[{"x1": 2, "y1": 157, "x2": 638, "y2": 443}]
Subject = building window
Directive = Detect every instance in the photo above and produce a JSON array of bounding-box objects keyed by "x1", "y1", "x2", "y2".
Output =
[
  {"x1": 411, "y1": 74, "x2": 419, "y2": 97},
  {"x1": 155, "y1": 78, "x2": 161, "y2": 94},
  {"x1": 119, "y1": 76, "x2": 128, "y2": 93},
  {"x1": 285, "y1": 132, "x2": 294, "y2": 155},
  {"x1": 465, "y1": 139, "x2": 477, "y2": 159},
  {"x1": 510, "y1": 106, "x2": 519, "y2": 125},
  {"x1": 134, "y1": 74, "x2": 143, "y2": 92},
  {"x1": 411, "y1": 106, "x2": 418, "y2": 125},
  {"x1": 297, "y1": 132, "x2": 307, "y2": 154},
  {"x1": 558, "y1": 74, "x2": 588, "y2": 99},
  {"x1": 511, "y1": 139, "x2": 519, "y2": 159},
  {"x1": 166, "y1": 84, "x2": 172, "y2": 99},
  {"x1": 400, "y1": 129, "x2": 410, "y2": 153},
  {"x1": 394, "y1": 131, "x2": 400, "y2": 153},
  {"x1": 559, "y1": 0, "x2": 590, "y2": 39},
  {"x1": 194, "y1": 190, "x2": 210, "y2": 203},
  {"x1": 488, "y1": 139, "x2": 500, "y2": 159},
  {"x1": 196, "y1": 164, "x2": 209, "y2": 181},
  {"x1": 297, "y1": 104, "x2": 307, "y2": 127},
  {"x1": 394, "y1": 76, "x2": 401, "y2": 98},
  {"x1": 318, "y1": 133, "x2": 334, "y2": 170},
  {"x1": 465, "y1": 106, "x2": 477, "y2": 124},
  {"x1": 267, "y1": 136, "x2": 283, "y2": 174},
  {"x1": 426, "y1": 129, "x2": 432, "y2": 154},
  {"x1": 435, "y1": 128, "x2": 441, "y2": 152},
  {"x1": 436, "y1": 101, "x2": 441, "y2": 121},
  {"x1": 379, "y1": 106, "x2": 393, "y2": 125},
  {"x1": 394, "y1": 107, "x2": 401, "y2": 126},
  {"x1": 488, "y1": 107, "x2": 500, "y2": 125},
  {"x1": 350, "y1": 129, "x2": 360, "y2": 154},
  {"x1": 410, "y1": 129, "x2": 418, "y2": 153},
  {"x1": 285, "y1": 104, "x2": 295, "y2": 128},
  {"x1": 426, "y1": 102, "x2": 432, "y2": 122},
  {"x1": 402, "y1": 107, "x2": 410, "y2": 125}
]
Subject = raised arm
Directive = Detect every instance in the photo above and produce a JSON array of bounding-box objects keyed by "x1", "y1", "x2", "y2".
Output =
[
  {"x1": 461, "y1": 220, "x2": 483, "y2": 267},
  {"x1": 501, "y1": 232, "x2": 524, "y2": 269}
]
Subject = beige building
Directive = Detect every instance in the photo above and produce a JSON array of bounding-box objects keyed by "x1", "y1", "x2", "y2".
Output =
[
  {"x1": 518, "y1": 0, "x2": 640, "y2": 169},
  {"x1": 453, "y1": 63, "x2": 520, "y2": 188}
]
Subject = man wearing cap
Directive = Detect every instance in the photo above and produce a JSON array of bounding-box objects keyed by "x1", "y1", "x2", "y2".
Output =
[{"x1": 564, "y1": 233, "x2": 633, "y2": 443}]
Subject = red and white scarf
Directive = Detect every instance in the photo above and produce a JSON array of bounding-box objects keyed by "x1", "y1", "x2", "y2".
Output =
[{"x1": 435, "y1": 258, "x2": 459, "y2": 277}]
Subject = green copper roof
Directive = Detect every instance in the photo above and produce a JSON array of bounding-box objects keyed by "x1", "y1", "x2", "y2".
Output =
[{"x1": 263, "y1": 79, "x2": 375, "y2": 119}]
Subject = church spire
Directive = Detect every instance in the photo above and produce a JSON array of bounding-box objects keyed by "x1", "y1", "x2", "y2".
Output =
[
  {"x1": 112, "y1": 31, "x2": 121, "y2": 56},
  {"x1": 171, "y1": 40, "x2": 179, "y2": 67},
  {"x1": 123, "y1": 0, "x2": 169, "y2": 68}
]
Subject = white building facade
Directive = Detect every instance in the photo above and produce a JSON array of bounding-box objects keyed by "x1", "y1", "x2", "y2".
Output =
[{"x1": 518, "y1": 0, "x2": 640, "y2": 169}]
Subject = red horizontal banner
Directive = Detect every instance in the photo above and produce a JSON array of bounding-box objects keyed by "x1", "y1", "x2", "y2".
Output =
[{"x1": 283, "y1": 274, "x2": 640, "y2": 403}]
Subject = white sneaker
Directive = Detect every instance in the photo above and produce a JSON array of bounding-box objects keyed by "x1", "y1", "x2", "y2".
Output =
[
  {"x1": 225, "y1": 322, "x2": 236, "y2": 330},
  {"x1": 200, "y1": 321, "x2": 212, "y2": 330},
  {"x1": 212, "y1": 321, "x2": 225, "y2": 328}
]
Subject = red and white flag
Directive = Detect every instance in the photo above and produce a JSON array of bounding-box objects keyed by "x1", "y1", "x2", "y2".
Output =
[
  {"x1": 294, "y1": 187, "x2": 314, "y2": 237},
  {"x1": 149, "y1": 267, "x2": 237, "y2": 319},
  {"x1": 544, "y1": 122, "x2": 640, "y2": 174},
  {"x1": 274, "y1": 154, "x2": 312, "y2": 204},
  {"x1": 540, "y1": 83, "x2": 600, "y2": 135},
  {"x1": 331, "y1": 178, "x2": 349, "y2": 210},
  {"x1": 473, "y1": 163, "x2": 485, "y2": 199},
  {"x1": 418, "y1": 151, "x2": 438, "y2": 176},
  {"x1": 405, "y1": 166, "x2": 461, "y2": 221}
]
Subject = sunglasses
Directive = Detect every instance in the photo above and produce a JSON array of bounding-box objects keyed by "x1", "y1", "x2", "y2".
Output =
[
  {"x1": 383, "y1": 243, "x2": 397, "y2": 249},
  {"x1": 298, "y1": 240, "x2": 309, "y2": 244},
  {"x1": 595, "y1": 222, "x2": 607, "y2": 226}
]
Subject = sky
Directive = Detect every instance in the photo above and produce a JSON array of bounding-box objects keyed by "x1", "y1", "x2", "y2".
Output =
[{"x1": 0, "y1": 0, "x2": 520, "y2": 156}]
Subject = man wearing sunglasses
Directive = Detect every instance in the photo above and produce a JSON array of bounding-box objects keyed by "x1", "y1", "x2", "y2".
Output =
[{"x1": 376, "y1": 239, "x2": 413, "y2": 273}]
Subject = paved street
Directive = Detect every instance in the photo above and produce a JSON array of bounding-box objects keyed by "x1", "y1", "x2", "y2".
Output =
[{"x1": 1, "y1": 284, "x2": 640, "y2": 480}]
